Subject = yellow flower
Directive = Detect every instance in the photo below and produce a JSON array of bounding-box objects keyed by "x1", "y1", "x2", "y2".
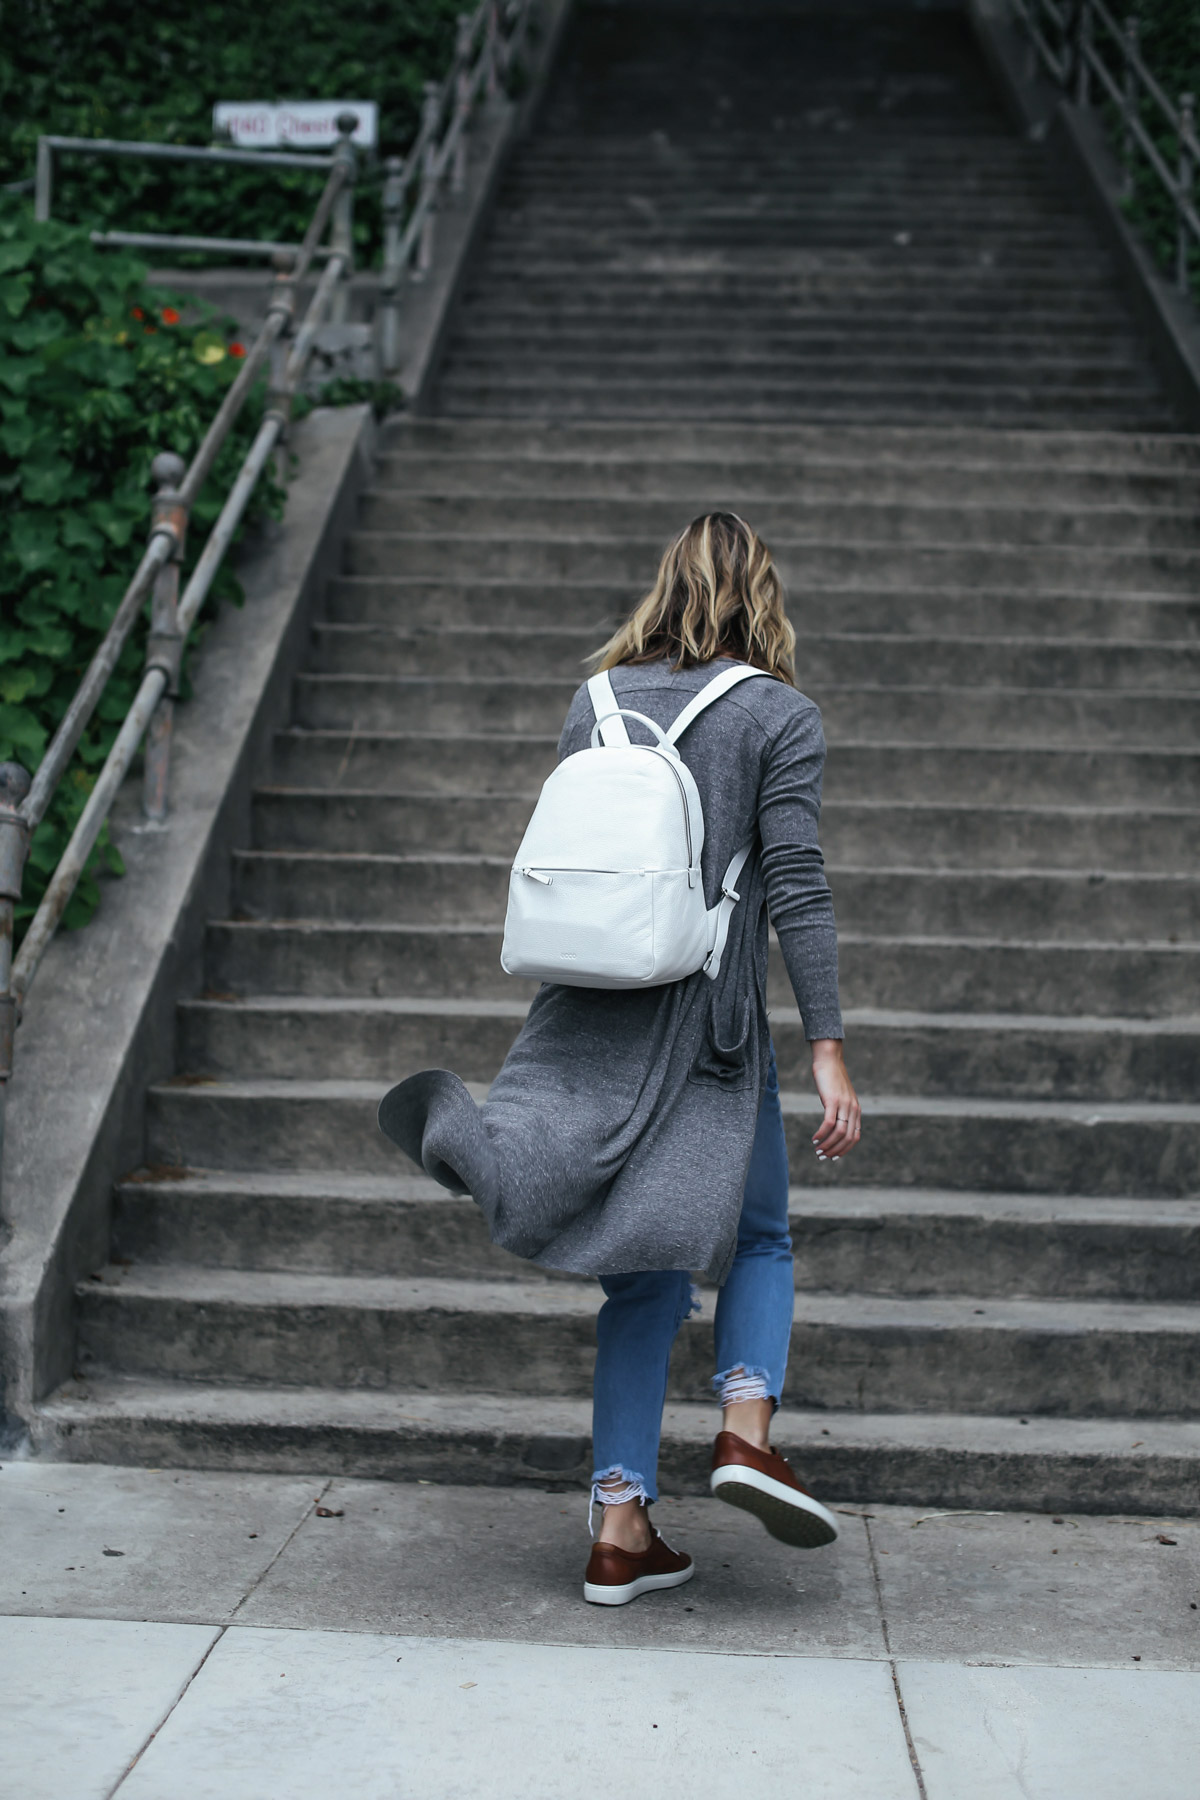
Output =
[{"x1": 192, "y1": 330, "x2": 226, "y2": 365}]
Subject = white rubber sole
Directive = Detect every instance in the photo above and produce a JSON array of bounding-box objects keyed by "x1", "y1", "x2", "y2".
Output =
[
  {"x1": 711, "y1": 1464, "x2": 840, "y2": 1547},
  {"x1": 583, "y1": 1561, "x2": 696, "y2": 1607}
]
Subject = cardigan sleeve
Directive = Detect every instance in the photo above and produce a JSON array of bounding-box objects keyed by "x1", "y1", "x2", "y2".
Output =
[{"x1": 757, "y1": 699, "x2": 844, "y2": 1041}]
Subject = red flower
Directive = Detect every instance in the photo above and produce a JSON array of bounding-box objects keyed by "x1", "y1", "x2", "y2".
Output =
[
  {"x1": 131, "y1": 306, "x2": 145, "y2": 321},
  {"x1": 228, "y1": 341, "x2": 246, "y2": 358},
  {"x1": 161, "y1": 306, "x2": 181, "y2": 325}
]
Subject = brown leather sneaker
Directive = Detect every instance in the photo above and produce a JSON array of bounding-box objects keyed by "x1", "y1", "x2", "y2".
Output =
[
  {"x1": 583, "y1": 1527, "x2": 695, "y2": 1606},
  {"x1": 710, "y1": 1430, "x2": 839, "y2": 1548}
]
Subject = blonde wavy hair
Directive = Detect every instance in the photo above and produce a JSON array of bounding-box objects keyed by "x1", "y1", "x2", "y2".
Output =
[{"x1": 589, "y1": 512, "x2": 796, "y2": 685}]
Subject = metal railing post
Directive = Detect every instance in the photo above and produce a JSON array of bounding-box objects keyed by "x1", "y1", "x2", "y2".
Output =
[
  {"x1": 34, "y1": 138, "x2": 53, "y2": 223},
  {"x1": 329, "y1": 112, "x2": 359, "y2": 325},
  {"x1": 1121, "y1": 15, "x2": 1141, "y2": 200},
  {"x1": 453, "y1": 13, "x2": 474, "y2": 195},
  {"x1": 487, "y1": 1, "x2": 503, "y2": 98},
  {"x1": 378, "y1": 156, "x2": 406, "y2": 374},
  {"x1": 1178, "y1": 92, "x2": 1195, "y2": 295},
  {"x1": 417, "y1": 83, "x2": 442, "y2": 276},
  {"x1": 141, "y1": 453, "x2": 189, "y2": 822},
  {"x1": 1075, "y1": 0, "x2": 1093, "y2": 106},
  {"x1": 266, "y1": 254, "x2": 296, "y2": 470},
  {"x1": 0, "y1": 761, "x2": 32, "y2": 1185}
]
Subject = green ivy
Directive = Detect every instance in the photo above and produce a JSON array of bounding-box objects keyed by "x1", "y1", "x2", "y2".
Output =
[
  {"x1": 0, "y1": 200, "x2": 282, "y2": 936},
  {"x1": 0, "y1": 0, "x2": 466, "y2": 264},
  {"x1": 1117, "y1": 2, "x2": 1200, "y2": 296}
]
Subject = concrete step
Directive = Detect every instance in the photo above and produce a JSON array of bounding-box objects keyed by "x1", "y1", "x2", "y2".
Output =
[
  {"x1": 269, "y1": 731, "x2": 1200, "y2": 807},
  {"x1": 457, "y1": 294, "x2": 1142, "y2": 327},
  {"x1": 309, "y1": 622, "x2": 1200, "y2": 691},
  {"x1": 110, "y1": 1169, "x2": 1200, "y2": 1301},
  {"x1": 271, "y1": 730, "x2": 559, "y2": 794},
  {"x1": 291, "y1": 675, "x2": 1200, "y2": 744},
  {"x1": 511, "y1": 144, "x2": 1055, "y2": 167},
  {"x1": 371, "y1": 453, "x2": 1200, "y2": 509},
  {"x1": 469, "y1": 252, "x2": 1122, "y2": 282},
  {"x1": 376, "y1": 420, "x2": 1200, "y2": 471},
  {"x1": 321, "y1": 577, "x2": 1200, "y2": 644},
  {"x1": 342, "y1": 534, "x2": 1200, "y2": 594},
  {"x1": 204, "y1": 920, "x2": 1200, "y2": 1018},
  {"x1": 250, "y1": 788, "x2": 1200, "y2": 874},
  {"x1": 34, "y1": 1378, "x2": 1200, "y2": 1512},
  {"x1": 486, "y1": 203, "x2": 1100, "y2": 225},
  {"x1": 444, "y1": 341, "x2": 1153, "y2": 378},
  {"x1": 73, "y1": 1264, "x2": 1200, "y2": 1416},
  {"x1": 434, "y1": 384, "x2": 1171, "y2": 430},
  {"x1": 491, "y1": 194, "x2": 1092, "y2": 220},
  {"x1": 228, "y1": 850, "x2": 1200, "y2": 940},
  {"x1": 142, "y1": 1077, "x2": 1200, "y2": 1197},
  {"x1": 450, "y1": 323, "x2": 1142, "y2": 355},
  {"x1": 175, "y1": 995, "x2": 1200, "y2": 1105},
  {"x1": 354, "y1": 493, "x2": 1200, "y2": 551},
  {"x1": 479, "y1": 230, "x2": 1110, "y2": 257}
]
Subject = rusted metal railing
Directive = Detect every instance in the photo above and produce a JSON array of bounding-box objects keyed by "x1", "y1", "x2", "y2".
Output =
[
  {"x1": 1012, "y1": 0, "x2": 1199, "y2": 294},
  {"x1": 378, "y1": 0, "x2": 537, "y2": 372},
  {"x1": 0, "y1": 118, "x2": 360, "y2": 1173}
]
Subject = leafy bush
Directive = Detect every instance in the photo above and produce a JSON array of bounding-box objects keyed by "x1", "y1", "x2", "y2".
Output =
[
  {"x1": 1116, "y1": 1, "x2": 1200, "y2": 295},
  {"x1": 0, "y1": 0, "x2": 466, "y2": 264},
  {"x1": 0, "y1": 201, "x2": 282, "y2": 934}
]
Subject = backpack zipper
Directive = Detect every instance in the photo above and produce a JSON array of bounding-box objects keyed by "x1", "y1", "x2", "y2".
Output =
[{"x1": 519, "y1": 751, "x2": 697, "y2": 886}]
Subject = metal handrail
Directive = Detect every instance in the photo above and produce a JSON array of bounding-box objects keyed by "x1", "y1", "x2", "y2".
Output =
[
  {"x1": 34, "y1": 135, "x2": 332, "y2": 223},
  {"x1": 1012, "y1": 0, "x2": 1198, "y2": 293},
  {"x1": 378, "y1": 0, "x2": 537, "y2": 371},
  {"x1": 0, "y1": 117, "x2": 361, "y2": 1172},
  {"x1": 32, "y1": 120, "x2": 356, "y2": 294}
]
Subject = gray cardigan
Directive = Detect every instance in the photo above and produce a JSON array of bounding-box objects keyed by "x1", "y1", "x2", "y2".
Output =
[{"x1": 378, "y1": 659, "x2": 843, "y2": 1284}]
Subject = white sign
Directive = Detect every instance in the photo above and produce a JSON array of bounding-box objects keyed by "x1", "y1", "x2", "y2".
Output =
[{"x1": 213, "y1": 101, "x2": 379, "y2": 151}]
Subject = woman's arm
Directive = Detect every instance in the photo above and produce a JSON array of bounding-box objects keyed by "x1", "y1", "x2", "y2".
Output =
[{"x1": 759, "y1": 699, "x2": 861, "y2": 1159}]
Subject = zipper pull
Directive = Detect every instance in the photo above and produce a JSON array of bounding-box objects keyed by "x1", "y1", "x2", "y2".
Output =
[{"x1": 518, "y1": 867, "x2": 553, "y2": 885}]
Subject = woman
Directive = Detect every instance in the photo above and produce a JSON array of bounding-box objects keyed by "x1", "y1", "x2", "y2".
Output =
[{"x1": 380, "y1": 512, "x2": 860, "y2": 1606}]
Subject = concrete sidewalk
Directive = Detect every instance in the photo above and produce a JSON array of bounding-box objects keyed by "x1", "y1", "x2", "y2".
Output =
[{"x1": 3, "y1": 1461, "x2": 1198, "y2": 1798}]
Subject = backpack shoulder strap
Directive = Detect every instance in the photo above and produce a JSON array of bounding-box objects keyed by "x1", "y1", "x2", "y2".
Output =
[
  {"x1": 586, "y1": 669, "x2": 631, "y2": 747},
  {"x1": 703, "y1": 840, "x2": 755, "y2": 982},
  {"x1": 665, "y1": 664, "x2": 770, "y2": 746}
]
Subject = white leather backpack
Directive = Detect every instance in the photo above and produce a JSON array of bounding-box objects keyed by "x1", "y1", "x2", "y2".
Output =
[{"x1": 500, "y1": 662, "x2": 769, "y2": 989}]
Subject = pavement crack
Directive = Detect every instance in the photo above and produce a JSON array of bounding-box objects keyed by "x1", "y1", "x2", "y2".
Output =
[
  {"x1": 105, "y1": 1625, "x2": 227, "y2": 1799},
  {"x1": 864, "y1": 1512, "x2": 928, "y2": 1800},
  {"x1": 229, "y1": 1476, "x2": 336, "y2": 1621}
]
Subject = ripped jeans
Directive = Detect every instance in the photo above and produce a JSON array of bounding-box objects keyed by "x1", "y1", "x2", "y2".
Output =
[{"x1": 590, "y1": 1048, "x2": 793, "y2": 1516}]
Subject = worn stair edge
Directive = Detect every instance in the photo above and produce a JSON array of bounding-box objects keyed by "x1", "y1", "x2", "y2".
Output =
[
  {"x1": 72, "y1": 1267, "x2": 1200, "y2": 1417},
  {"x1": 110, "y1": 1171, "x2": 1200, "y2": 1300},
  {"x1": 30, "y1": 1380, "x2": 1200, "y2": 1515}
]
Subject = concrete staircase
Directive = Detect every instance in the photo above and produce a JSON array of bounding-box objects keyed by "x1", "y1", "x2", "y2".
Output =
[{"x1": 34, "y1": 3, "x2": 1200, "y2": 1512}]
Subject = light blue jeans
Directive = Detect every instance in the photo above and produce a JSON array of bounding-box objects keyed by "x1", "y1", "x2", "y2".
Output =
[{"x1": 590, "y1": 1048, "x2": 794, "y2": 1511}]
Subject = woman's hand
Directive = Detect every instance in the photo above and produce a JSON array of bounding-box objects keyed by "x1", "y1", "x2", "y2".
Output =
[{"x1": 810, "y1": 1039, "x2": 861, "y2": 1161}]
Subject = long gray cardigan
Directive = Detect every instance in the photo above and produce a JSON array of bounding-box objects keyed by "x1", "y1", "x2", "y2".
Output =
[{"x1": 379, "y1": 658, "x2": 843, "y2": 1285}]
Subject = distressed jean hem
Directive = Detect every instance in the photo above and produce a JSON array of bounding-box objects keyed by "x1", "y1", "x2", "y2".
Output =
[
  {"x1": 712, "y1": 1363, "x2": 776, "y2": 1409},
  {"x1": 589, "y1": 1464, "x2": 651, "y2": 1537}
]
